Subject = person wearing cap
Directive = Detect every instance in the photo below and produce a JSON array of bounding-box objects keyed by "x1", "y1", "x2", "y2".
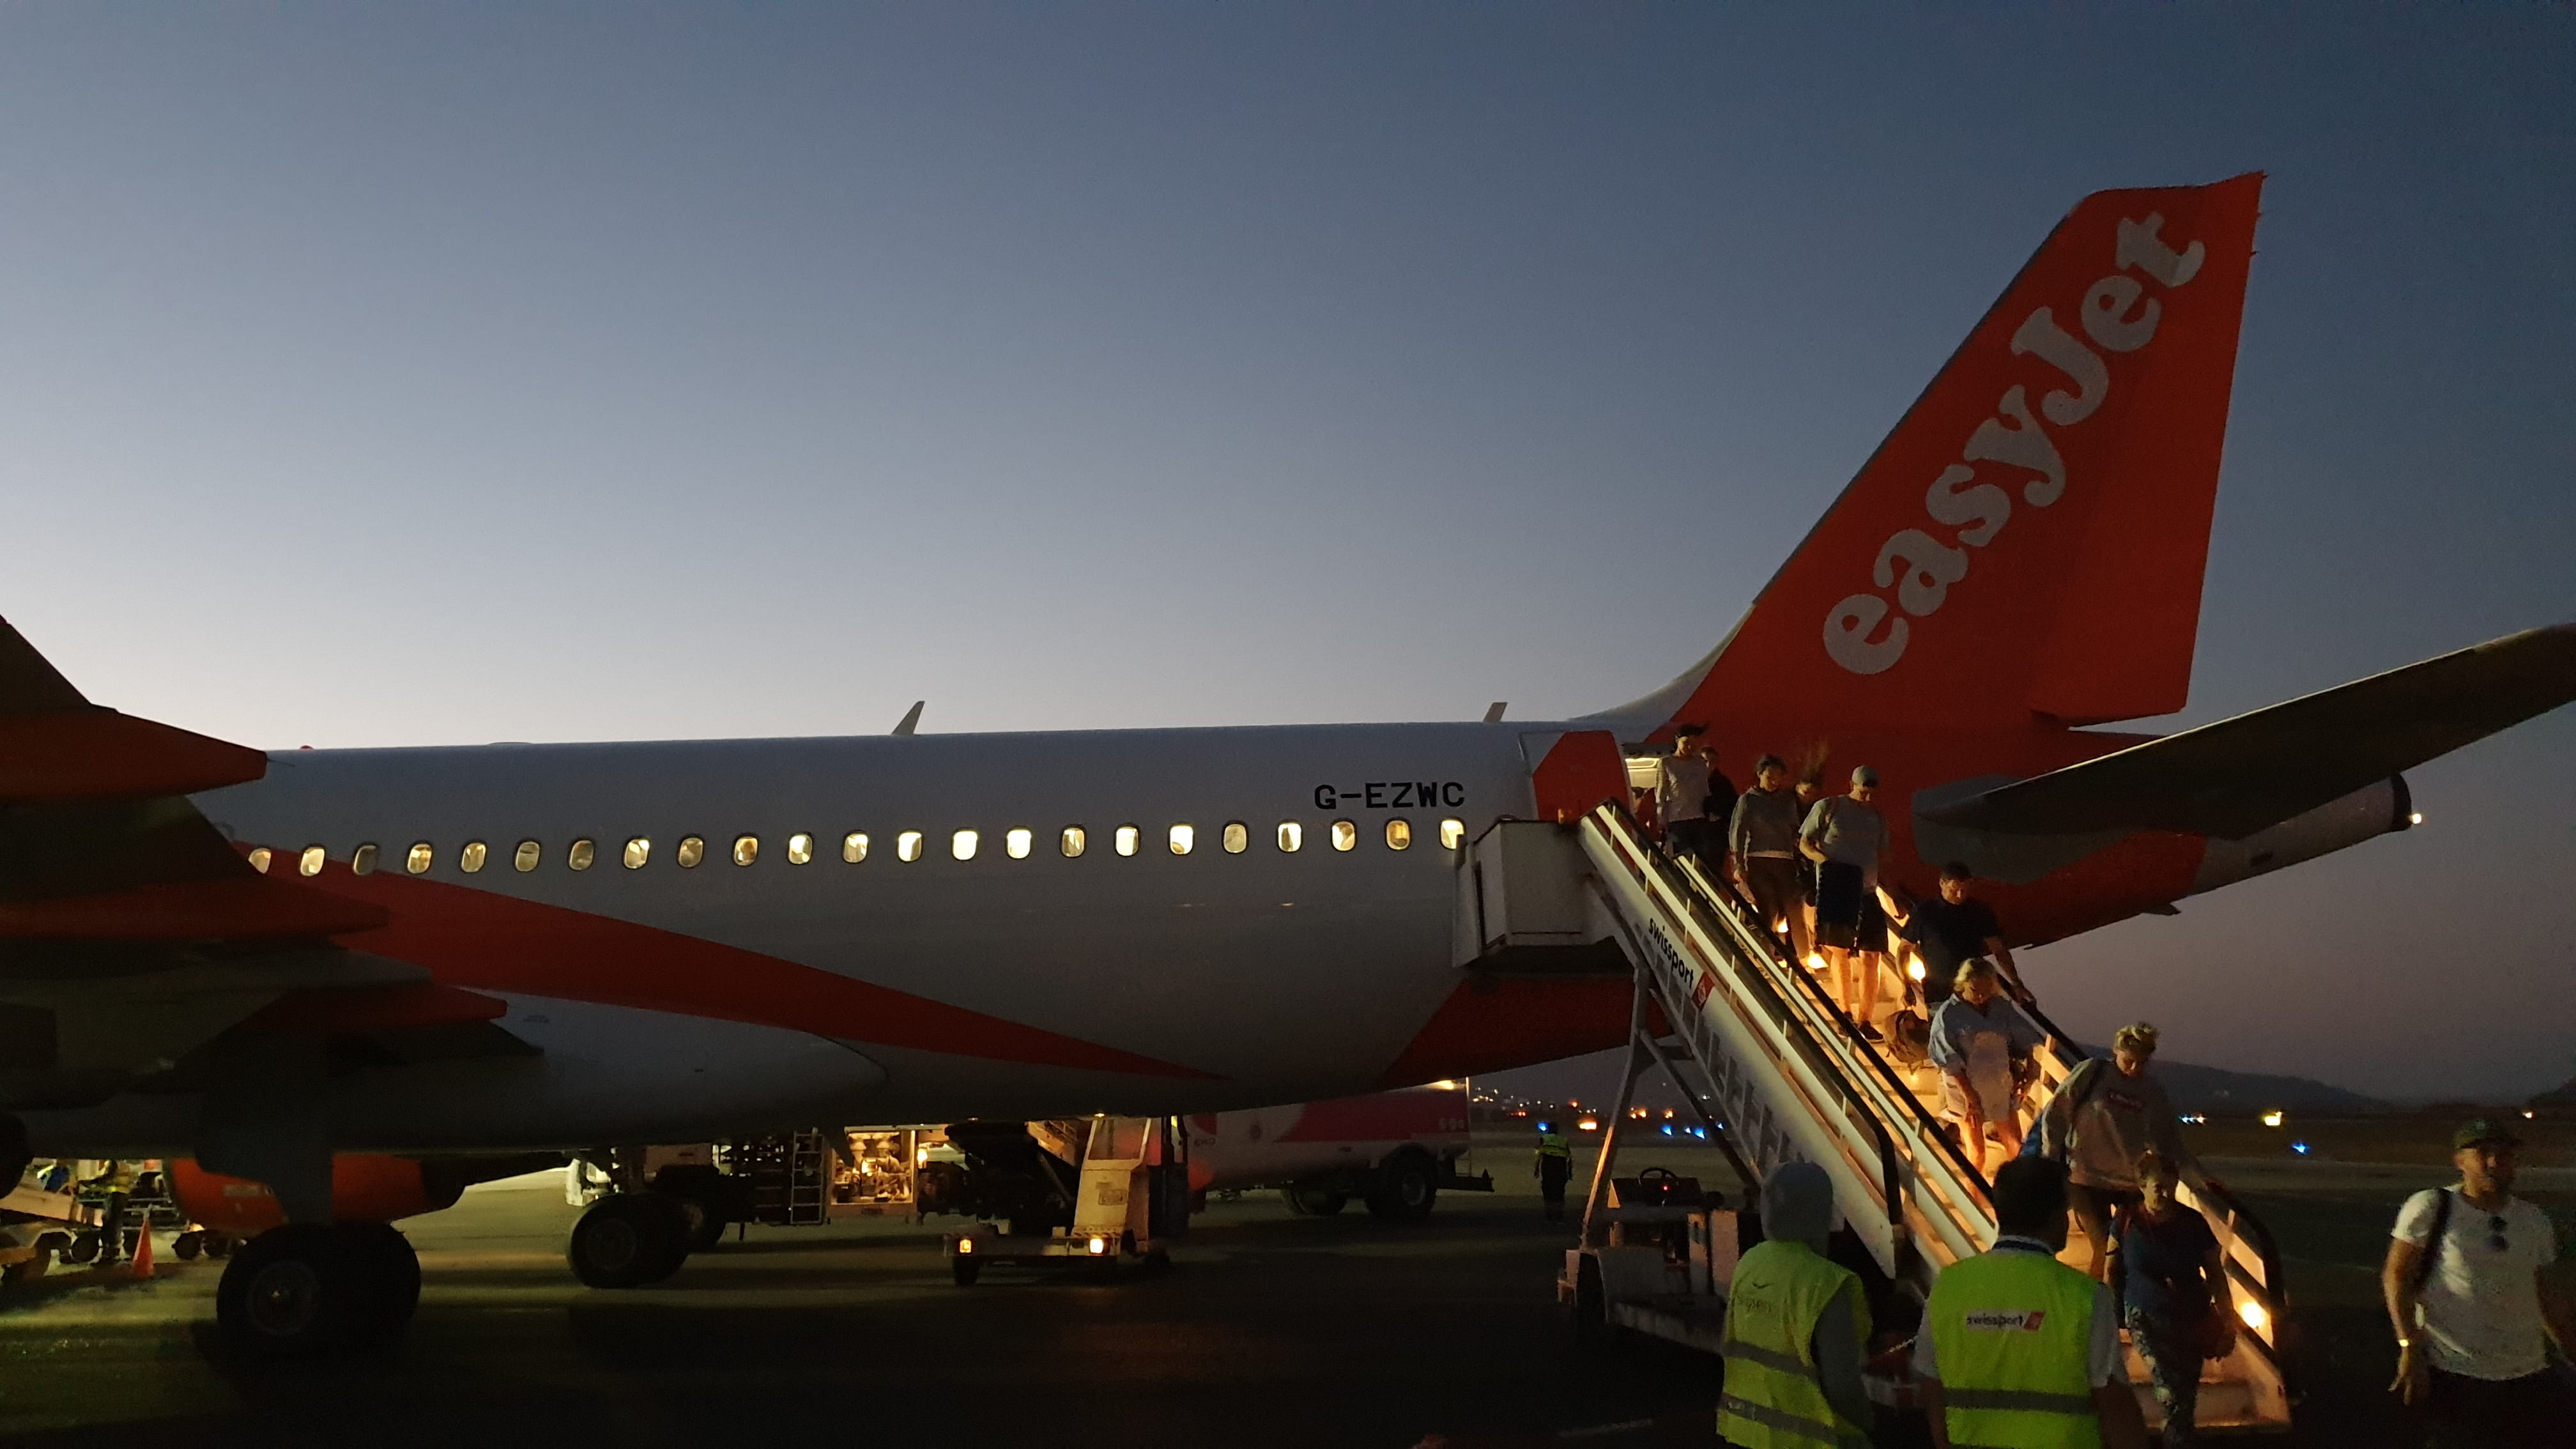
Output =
[
  {"x1": 1917, "y1": 1156, "x2": 2151, "y2": 1449},
  {"x1": 1717, "y1": 1162, "x2": 1872, "y2": 1448},
  {"x1": 1730, "y1": 755, "x2": 1811, "y2": 964},
  {"x1": 2384, "y1": 1117, "x2": 2576, "y2": 1439},
  {"x1": 1800, "y1": 765, "x2": 1892, "y2": 1037}
]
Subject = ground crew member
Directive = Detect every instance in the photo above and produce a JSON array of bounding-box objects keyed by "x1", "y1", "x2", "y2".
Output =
[
  {"x1": 1534, "y1": 1122, "x2": 1572, "y2": 1222},
  {"x1": 1916, "y1": 1157, "x2": 2150, "y2": 1449},
  {"x1": 1718, "y1": 1162, "x2": 1872, "y2": 1448}
]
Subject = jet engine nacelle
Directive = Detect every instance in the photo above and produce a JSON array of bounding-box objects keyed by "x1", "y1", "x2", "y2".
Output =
[
  {"x1": 169, "y1": 1154, "x2": 551, "y2": 1234},
  {"x1": 2186, "y1": 776, "x2": 2412, "y2": 898}
]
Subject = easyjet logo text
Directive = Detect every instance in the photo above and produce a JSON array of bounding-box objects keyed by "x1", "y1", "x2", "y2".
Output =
[{"x1": 1822, "y1": 214, "x2": 2209, "y2": 675}]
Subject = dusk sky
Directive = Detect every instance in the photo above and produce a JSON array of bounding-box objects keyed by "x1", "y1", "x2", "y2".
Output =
[{"x1": 0, "y1": 6, "x2": 2566, "y2": 1100}]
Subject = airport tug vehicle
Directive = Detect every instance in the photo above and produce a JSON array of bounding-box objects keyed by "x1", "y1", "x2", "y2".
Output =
[{"x1": 943, "y1": 1116, "x2": 1190, "y2": 1284}]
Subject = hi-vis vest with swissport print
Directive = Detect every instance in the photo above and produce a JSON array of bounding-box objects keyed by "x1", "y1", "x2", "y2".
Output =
[
  {"x1": 1717, "y1": 1239, "x2": 1871, "y2": 1449},
  {"x1": 1927, "y1": 1246, "x2": 2103, "y2": 1449}
]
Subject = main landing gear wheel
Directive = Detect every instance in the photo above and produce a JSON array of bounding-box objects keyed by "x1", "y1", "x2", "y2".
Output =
[
  {"x1": 567, "y1": 1193, "x2": 691, "y2": 1289},
  {"x1": 1284, "y1": 1183, "x2": 1347, "y2": 1216},
  {"x1": 1365, "y1": 1154, "x2": 1438, "y2": 1223},
  {"x1": 334, "y1": 1222, "x2": 422, "y2": 1341}
]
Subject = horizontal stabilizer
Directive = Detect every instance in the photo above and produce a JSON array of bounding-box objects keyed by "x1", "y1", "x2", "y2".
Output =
[{"x1": 1922, "y1": 624, "x2": 2576, "y2": 839}]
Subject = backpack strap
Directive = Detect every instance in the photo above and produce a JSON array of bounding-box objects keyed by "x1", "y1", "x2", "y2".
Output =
[{"x1": 2409, "y1": 1188, "x2": 2455, "y2": 1296}]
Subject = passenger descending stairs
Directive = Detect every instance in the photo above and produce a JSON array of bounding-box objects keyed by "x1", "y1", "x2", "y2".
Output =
[{"x1": 1467, "y1": 808, "x2": 2296, "y2": 1432}]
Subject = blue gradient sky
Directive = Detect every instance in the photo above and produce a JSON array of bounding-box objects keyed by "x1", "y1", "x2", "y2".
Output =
[{"x1": 0, "y1": 6, "x2": 2566, "y2": 1099}]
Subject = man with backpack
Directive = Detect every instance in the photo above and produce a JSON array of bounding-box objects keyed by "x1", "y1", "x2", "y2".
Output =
[
  {"x1": 2385, "y1": 1119, "x2": 2576, "y2": 1441},
  {"x1": 2034, "y1": 1023, "x2": 2204, "y2": 1280}
]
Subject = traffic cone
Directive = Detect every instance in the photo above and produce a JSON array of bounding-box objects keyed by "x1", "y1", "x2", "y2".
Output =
[{"x1": 130, "y1": 1223, "x2": 153, "y2": 1280}]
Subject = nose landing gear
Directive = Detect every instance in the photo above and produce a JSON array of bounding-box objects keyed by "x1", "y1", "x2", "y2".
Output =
[{"x1": 213, "y1": 1222, "x2": 421, "y2": 1357}]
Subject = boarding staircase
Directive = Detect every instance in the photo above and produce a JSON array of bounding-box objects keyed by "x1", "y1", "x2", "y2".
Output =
[{"x1": 1460, "y1": 807, "x2": 2294, "y2": 1432}]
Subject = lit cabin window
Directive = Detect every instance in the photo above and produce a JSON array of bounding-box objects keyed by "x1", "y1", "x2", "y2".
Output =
[
  {"x1": 461, "y1": 841, "x2": 489, "y2": 873},
  {"x1": 676, "y1": 836, "x2": 705, "y2": 868},
  {"x1": 733, "y1": 835, "x2": 759, "y2": 867},
  {"x1": 515, "y1": 839, "x2": 542, "y2": 872},
  {"x1": 1115, "y1": 825, "x2": 1140, "y2": 857},
  {"x1": 624, "y1": 837, "x2": 651, "y2": 870},
  {"x1": 1169, "y1": 824, "x2": 1194, "y2": 855},
  {"x1": 569, "y1": 838, "x2": 596, "y2": 871},
  {"x1": 897, "y1": 831, "x2": 923, "y2": 862},
  {"x1": 1060, "y1": 826, "x2": 1086, "y2": 858},
  {"x1": 247, "y1": 847, "x2": 272, "y2": 873},
  {"x1": 298, "y1": 845, "x2": 325, "y2": 877},
  {"x1": 1276, "y1": 822, "x2": 1302, "y2": 853},
  {"x1": 952, "y1": 829, "x2": 979, "y2": 861},
  {"x1": 787, "y1": 833, "x2": 813, "y2": 865},
  {"x1": 843, "y1": 832, "x2": 868, "y2": 864},
  {"x1": 1440, "y1": 818, "x2": 1466, "y2": 850},
  {"x1": 405, "y1": 842, "x2": 433, "y2": 875},
  {"x1": 351, "y1": 843, "x2": 379, "y2": 876},
  {"x1": 1384, "y1": 818, "x2": 1412, "y2": 851},
  {"x1": 1331, "y1": 820, "x2": 1356, "y2": 852},
  {"x1": 1006, "y1": 828, "x2": 1032, "y2": 859},
  {"x1": 1223, "y1": 822, "x2": 1248, "y2": 854}
]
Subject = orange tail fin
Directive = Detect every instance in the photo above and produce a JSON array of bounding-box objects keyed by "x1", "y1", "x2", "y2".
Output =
[{"x1": 1661, "y1": 174, "x2": 2264, "y2": 735}]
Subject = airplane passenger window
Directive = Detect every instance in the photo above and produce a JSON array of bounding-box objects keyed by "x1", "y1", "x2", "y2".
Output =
[
  {"x1": 299, "y1": 845, "x2": 326, "y2": 877},
  {"x1": 1223, "y1": 822, "x2": 1248, "y2": 854},
  {"x1": 787, "y1": 833, "x2": 813, "y2": 866},
  {"x1": 1276, "y1": 822, "x2": 1301, "y2": 853},
  {"x1": 897, "y1": 831, "x2": 923, "y2": 862},
  {"x1": 406, "y1": 842, "x2": 433, "y2": 875},
  {"x1": 515, "y1": 840, "x2": 542, "y2": 872},
  {"x1": 1006, "y1": 829, "x2": 1032, "y2": 859},
  {"x1": 1384, "y1": 818, "x2": 1412, "y2": 851},
  {"x1": 733, "y1": 835, "x2": 759, "y2": 867},
  {"x1": 624, "y1": 837, "x2": 651, "y2": 869},
  {"x1": 1440, "y1": 818, "x2": 1466, "y2": 850},
  {"x1": 247, "y1": 847, "x2": 272, "y2": 874},
  {"x1": 569, "y1": 839, "x2": 596, "y2": 871},
  {"x1": 351, "y1": 843, "x2": 379, "y2": 876},
  {"x1": 1330, "y1": 820, "x2": 1356, "y2": 852},
  {"x1": 1115, "y1": 825, "x2": 1140, "y2": 857},
  {"x1": 843, "y1": 832, "x2": 868, "y2": 864},
  {"x1": 1169, "y1": 824, "x2": 1194, "y2": 855},
  {"x1": 952, "y1": 829, "x2": 979, "y2": 861},
  {"x1": 677, "y1": 836, "x2": 705, "y2": 868},
  {"x1": 1060, "y1": 826, "x2": 1086, "y2": 858},
  {"x1": 462, "y1": 841, "x2": 489, "y2": 873}
]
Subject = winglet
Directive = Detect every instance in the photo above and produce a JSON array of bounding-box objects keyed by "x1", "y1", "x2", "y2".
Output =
[{"x1": 891, "y1": 700, "x2": 924, "y2": 736}]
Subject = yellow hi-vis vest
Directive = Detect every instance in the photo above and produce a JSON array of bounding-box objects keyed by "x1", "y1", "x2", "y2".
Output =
[
  {"x1": 1537, "y1": 1133, "x2": 1570, "y2": 1161},
  {"x1": 1926, "y1": 1246, "x2": 2103, "y2": 1449},
  {"x1": 1717, "y1": 1239, "x2": 1871, "y2": 1449}
]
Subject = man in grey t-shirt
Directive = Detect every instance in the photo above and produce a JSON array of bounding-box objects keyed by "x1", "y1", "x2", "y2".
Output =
[
  {"x1": 1799, "y1": 766, "x2": 1892, "y2": 1036},
  {"x1": 2384, "y1": 1119, "x2": 2576, "y2": 1439}
]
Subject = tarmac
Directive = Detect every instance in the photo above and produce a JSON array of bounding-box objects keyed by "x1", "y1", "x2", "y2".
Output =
[{"x1": 0, "y1": 1135, "x2": 2560, "y2": 1447}]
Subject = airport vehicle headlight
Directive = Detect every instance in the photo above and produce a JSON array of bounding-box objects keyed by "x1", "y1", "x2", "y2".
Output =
[
  {"x1": 1086, "y1": 1236, "x2": 1108, "y2": 1256},
  {"x1": 956, "y1": 1238, "x2": 974, "y2": 1254}
]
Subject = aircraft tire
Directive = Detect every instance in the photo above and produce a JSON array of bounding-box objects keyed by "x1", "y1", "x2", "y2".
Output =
[
  {"x1": 1287, "y1": 1183, "x2": 1347, "y2": 1216},
  {"x1": 334, "y1": 1222, "x2": 422, "y2": 1342},
  {"x1": 567, "y1": 1193, "x2": 689, "y2": 1289},
  {"x1": 1364, "y1": 1153, "x2": 1438, "y2": 1223},
  {"x1": 216, "y1": 1223, "x2": 364, "y2": 1358}
]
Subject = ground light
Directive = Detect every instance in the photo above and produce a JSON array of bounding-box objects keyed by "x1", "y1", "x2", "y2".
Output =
[
  {"x1": 2260, "y1": 1111, "x2": 2285, "y2": 1128},
  {"x1": 1085, "y1": 1236, "x2": 1107, "y2": 1255}
]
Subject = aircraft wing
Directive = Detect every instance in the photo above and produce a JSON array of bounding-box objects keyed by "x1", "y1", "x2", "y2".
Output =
[{"x1": 1920, "y1": 624, "x2": 2576, "y2": 840}]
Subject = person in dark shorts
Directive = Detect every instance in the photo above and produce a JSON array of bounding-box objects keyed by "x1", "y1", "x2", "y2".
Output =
[
  {"x1": 1800, "y1": 765, "x2": 1891, "y2": 1036},
  {"x1": 1729, "y1": 754, "x2": 1810, "y2": 963},
  {"x1": 1894, "y1": 862, "x2": 2030, "y2": 1009},
  {"x1": 2386, "y1": 1118, "x2": 2576, "y2": 1444},
  {"x1": 2124, "y1": 1150, "x2": 2225, "y2": 1445}
]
